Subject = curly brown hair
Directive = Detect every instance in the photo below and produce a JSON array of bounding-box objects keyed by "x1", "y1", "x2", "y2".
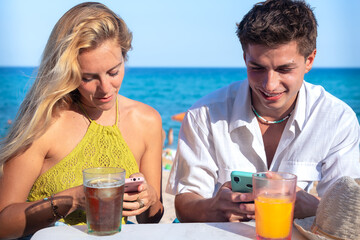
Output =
[{"x1": 236, "y1": 0, "x2": 317, "y2": 58}]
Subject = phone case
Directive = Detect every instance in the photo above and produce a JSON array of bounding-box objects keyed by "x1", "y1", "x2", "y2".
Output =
[
  {"x1": 124, "y1": 177, "x2": 144, "y2": 192},
  {"x1": 231, "y1": 171, "x2": 253, "y2": 193}
]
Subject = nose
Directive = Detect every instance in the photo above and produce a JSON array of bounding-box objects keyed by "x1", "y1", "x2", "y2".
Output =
[
  {"x1": 262, "y1": 70, "x2": 279, "y2": 92},
  {"x1": 98, "y1": 76, "x2": 112, "y2": 93}
]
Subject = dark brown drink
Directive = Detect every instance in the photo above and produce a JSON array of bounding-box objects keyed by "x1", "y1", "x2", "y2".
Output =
[{"x1": 84, "y1": 178, "x2": 124, "y2": 235}]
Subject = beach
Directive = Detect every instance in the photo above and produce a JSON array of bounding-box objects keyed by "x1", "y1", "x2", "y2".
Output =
[
  {"x1": 0, "y1": 67, "x2": 358, "y2": 225},
  {"x1": 160, "y1": 170, "x2": 176, "y2": 223}
]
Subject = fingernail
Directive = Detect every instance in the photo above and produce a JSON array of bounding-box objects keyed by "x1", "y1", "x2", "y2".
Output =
[{"x1": 240, "y1": 194, "x2": 246, "y2": 201}]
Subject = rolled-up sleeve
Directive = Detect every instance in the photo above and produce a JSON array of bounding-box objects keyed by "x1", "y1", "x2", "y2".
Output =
[
  {"x1": 166, "y1": 108, "x2": 219, "y2": 198},
  {"x1": 317, "y1": 110, "x2": 360, "y2": 196}
]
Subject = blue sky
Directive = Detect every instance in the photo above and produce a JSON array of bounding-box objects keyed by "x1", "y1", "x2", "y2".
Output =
[{"x1": 1, "y1": 0, "x2": 359, "y2": 68}]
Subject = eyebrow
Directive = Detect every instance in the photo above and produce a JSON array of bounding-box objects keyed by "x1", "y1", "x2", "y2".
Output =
[
  {"x1": 248, "y1": 61, "x2": 264, "y2": 67},
  {"x1": 82, "y1": 62, "x2": 122, "y2": 76},
  {"x1": 248, "y1": 61, "x2": 297, "y2": 68}
]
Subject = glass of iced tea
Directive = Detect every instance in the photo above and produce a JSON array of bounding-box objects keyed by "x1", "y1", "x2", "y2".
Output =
[
  {"x1": 253, "y1": 172, "x2": 297, "y2": 240},
  {"x1": 83, "y1": 167, "x2": 125, "y2": 236}
]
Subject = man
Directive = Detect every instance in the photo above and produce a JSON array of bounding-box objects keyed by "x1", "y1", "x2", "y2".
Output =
[{"x1": 167, "y1": 0, "x2": 360, "y2": 222}]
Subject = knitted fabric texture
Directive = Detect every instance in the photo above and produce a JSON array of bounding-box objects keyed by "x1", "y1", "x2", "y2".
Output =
[{"x1": 27, "y1": 120, "x2": 139, "y2": 225}]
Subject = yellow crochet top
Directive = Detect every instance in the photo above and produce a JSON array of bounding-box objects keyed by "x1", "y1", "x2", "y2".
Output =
[{"x1": 27, "y1": 99, "x2": 139, "y2": 225}]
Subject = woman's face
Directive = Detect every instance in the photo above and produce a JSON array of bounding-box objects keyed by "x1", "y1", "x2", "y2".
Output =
[{"x1": 77, "y1": 39, "x2": 124, "y2": 111}]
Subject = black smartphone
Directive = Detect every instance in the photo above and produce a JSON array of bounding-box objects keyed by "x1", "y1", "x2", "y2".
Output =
[{"x1": 231, "y1": 171, "x2": 253, "y2": 193}]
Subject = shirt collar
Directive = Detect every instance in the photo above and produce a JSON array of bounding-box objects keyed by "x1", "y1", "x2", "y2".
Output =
[
  {"x1": 292, "y1": 81, "x2": 306, "y2": 131},
  {"x1": 229, "y1": 79, "x2": 255, "y2": 132}
]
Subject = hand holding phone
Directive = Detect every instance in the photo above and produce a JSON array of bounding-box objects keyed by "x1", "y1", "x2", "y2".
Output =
[
  {"x1": 231, "y1": 171, "x2": 253, "y2": 193},
  {"x1": 124, "y1": 176, "x2": 144, "y2": 193}
]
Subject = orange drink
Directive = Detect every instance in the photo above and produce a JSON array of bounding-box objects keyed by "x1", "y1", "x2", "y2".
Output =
[
  {"x1": 255, "y1": 194, "x2": 294, "y2": 239},
  {"x1": 253, "y1": 172, "x2": 297, "y2": 240}
]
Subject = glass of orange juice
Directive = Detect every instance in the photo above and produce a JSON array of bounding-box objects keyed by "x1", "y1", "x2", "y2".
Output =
[{"x1": 253, "y1": 172, "x2": 297, "y2": 240}]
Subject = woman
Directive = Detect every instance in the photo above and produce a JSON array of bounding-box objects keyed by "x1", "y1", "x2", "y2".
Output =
[{"x1": 0, "y1": 2, "x2": 163, "y2": 238}]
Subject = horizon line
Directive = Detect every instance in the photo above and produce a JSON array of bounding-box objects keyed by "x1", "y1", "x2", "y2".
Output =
[{"x1": 1, "y1": 66, "x2": 360, "y2": 69}]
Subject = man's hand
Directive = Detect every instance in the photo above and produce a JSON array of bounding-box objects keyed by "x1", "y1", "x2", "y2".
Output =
[
  {"x1": 210, "y1": 181, "x2": 255, "y2": 222},
  {"x1": 175, "y1": 181, "x2": 255, "y2": 222},
  {"x1": 294, "y1": 187, "x2": 320, "y2": 219}
]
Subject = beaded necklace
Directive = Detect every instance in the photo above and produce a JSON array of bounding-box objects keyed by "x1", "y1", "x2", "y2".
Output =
[{"x1": 251, "y1": 105, "x2": 294, "y2": 124}]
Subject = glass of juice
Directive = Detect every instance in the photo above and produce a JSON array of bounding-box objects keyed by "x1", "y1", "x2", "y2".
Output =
[
  {"x1": 253, "y1": 172, "x2": 297, "y2": 240},
  {"x1": 83, "y1": 167, "x2": 125, "y2": 236}
]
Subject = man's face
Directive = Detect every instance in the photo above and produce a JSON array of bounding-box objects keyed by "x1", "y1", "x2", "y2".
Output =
[{"x1": 244, "y1": 41, "x2": 316, "y2": 119}]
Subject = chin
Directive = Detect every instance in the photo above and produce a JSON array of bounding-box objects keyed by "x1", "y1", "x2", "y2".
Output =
[{"x1": 94, "y1": 101, "x2": 114, "y2": 110}]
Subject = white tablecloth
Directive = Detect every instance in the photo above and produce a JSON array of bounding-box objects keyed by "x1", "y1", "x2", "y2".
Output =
[{"x1": 31, "y1": 221, "x2": 307, "y2": 240}]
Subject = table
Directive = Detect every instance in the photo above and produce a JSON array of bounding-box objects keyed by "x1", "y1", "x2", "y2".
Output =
[{"x1": 31, "y1": 221, "x2": 307, "y2": 240}]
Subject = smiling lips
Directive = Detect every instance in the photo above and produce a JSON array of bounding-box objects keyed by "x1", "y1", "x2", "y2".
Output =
[
  {"x1": 260, "y1": 90, "x2": 284, "y2": 101},
  {"x1": 96, "y1": 95, "x2": 113, "y2": 102}
]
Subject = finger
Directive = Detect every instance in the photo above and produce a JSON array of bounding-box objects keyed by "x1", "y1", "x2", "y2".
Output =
[
  {"x1": 123, "y1": 205, "x2": 149, "y2": 216},
  {"x1": 129, "y1": 172, "x2": 145, "y2": 178},
  {"x1": 222, "y1": 181, "x2": 232, "y2": 189},
  {"x1": 221, "y1": 181, "x2": 254, "y2": 203},
  {"x1": 217, "y1": 199, "x2": 247, "y2": 216},
  {"x1": 123, "y1": 197, "x2": 148, "y2": 210},
  {"x1": 246, "y1": 213, "x2": 255, "y2": 220},
  {"x1": 226, "y1": 212, "x2": 252, "y2": 222},
  {"x1": 226, "y1": 191, "x2": 254, "y2": 204},
  {"x1": 122, "y1": 208, "x2": 135, "y2": 217},
  {"x1": 265, "y1": 171, "x2": 283, "y2": 180},
  {"x1": 124, "y1": 192, "x2": 140, "y2": 202},
  {"x1": 138, "y1": 182, "x2": 147, "y2": 192},
  {"x1": 239, "y1": 202, "x2": 255, "y2": 215},
  {"x1": 239, "y1": 192, "x2": 255, "y2": 203},
  {"x1": 122, "y1": 199, "x2": 149, "y2": 216},
  {"x1": 217, "y1": 184, "x2": 236, "y2": 201},
  {"x1": 134, "y1": 198, "x2": 145, "y2": 209},
  {"x1": 123, "y1": 200, "x2": 140, "y2": 211}
]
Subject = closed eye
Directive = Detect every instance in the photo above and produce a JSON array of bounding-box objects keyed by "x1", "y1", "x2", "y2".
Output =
[
  {"x1": 109, "y1": 71, "x2": 119, "y2": 77},
  {"x1": 82, "y1": 76, "x2": 94, "y2": 82},
  {"x1": 249, "y1": 66, "x2": 265, "y2": 71},
  {"x1": 277, "y1": 68, "x2": 294, "y2": 73}
]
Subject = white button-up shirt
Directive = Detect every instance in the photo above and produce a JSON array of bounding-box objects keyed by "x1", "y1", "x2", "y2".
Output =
[{"x1": 167, "y1": 80, "x2": 360, "y2": 198}]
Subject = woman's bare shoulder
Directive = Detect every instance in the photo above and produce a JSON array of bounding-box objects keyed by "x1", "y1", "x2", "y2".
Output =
[
  {"x1": 35, "y1": 106, "x2": 88, "y2": 159},
  {"x1": 119, "y1": 95, "x2": 162, "y2": 125}
]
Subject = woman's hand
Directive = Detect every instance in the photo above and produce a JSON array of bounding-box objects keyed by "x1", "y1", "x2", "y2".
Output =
[
  {"x1": 55, "y1": 185, "x2": 86, "y2": 216},
  {"x1": 122, "y1": 173, "x2": 158, "y2": 217}
]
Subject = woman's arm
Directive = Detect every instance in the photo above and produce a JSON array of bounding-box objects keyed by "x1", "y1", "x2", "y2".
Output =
[
  {"x1": 136, "y1": 106, "x2": 164, "y2": 223},
  {"x1": 0, "y1": 132, "x2": 85, "y2": 238},
  {"x1": 0, "y1": 136, "x2": 50, "y2": 238},
  {"x1": 117, "y1": 97, "x2": 164, "y2": 223}
]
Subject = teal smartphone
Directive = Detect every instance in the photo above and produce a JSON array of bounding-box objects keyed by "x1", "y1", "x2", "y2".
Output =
[{"x1": 231, "y1": 171, "x2": 253, "y2": 193}]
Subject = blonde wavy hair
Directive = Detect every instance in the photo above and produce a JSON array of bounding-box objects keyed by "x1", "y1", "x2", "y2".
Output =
[{"x1": 0, "y1": 2, "x2": 132, "y2": 166}]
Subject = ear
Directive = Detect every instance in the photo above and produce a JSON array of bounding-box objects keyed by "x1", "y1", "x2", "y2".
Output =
[
  {"x1": 305, "y1": 49, "x2": 317, "y2": 73},
  {"x1": 243, "y1": 51, "x2": 247, "y2": 64}
]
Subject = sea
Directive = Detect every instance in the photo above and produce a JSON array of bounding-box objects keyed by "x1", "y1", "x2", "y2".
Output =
[{"x1": 0, "y1": 67, "x2": 359, "y2": 148}]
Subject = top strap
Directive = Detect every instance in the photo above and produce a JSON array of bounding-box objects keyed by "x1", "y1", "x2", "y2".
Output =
[
  {"x1": 77, "y1": 96, "x2": 118, "y2": 126},
  {"x1": 77, "y1": 102, "x2": 92, "y2": 122},
  {"x1": 115, "y1": 96, "x2": 119, "y2": 126}
]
